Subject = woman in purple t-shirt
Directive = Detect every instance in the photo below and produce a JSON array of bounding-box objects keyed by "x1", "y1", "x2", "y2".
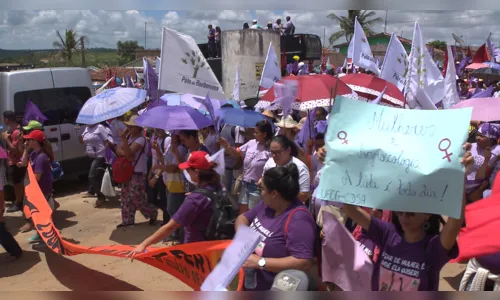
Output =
[
  {"x1": 235, "y1": 164, "x2": 317, "y2": 291},
  {"x1": 338, "y1": 151, "x2": 474, "y2": 291},
  {"x1": 129, "y1": 151, "x2": 220, "y2": 258},
  {"x1": 221, "y1": 120, "x2": 273, "y2": 214}
]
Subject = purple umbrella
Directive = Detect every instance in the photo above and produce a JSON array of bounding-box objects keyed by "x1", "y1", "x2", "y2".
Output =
[{"x1": 135, "y1": 105, "x2": 213, "y2": 131}]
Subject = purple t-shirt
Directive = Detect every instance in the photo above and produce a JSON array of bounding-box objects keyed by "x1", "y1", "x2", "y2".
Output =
[
  {"x1": 243, "y1": 199, "x2": 316, "y2": 291},
  {"x1": 239, "y1": 139, "x2": 270, "y2": 183},
  {"x1": 357, "y1": 232, "x2": 376, "y2": 261},
  {"x1": 30, "y1": 150, "x2": 52, "y2": 196},
  {"x1": 367, "y1": 216, "x2": 458, "y2": 291},
  {"x1": 476, "y1": 253, "x2": 500, "y2": 275},
  {"x1": 172, "y1": 185, "x2": 215, "y2": 244},
  {"x1": 466, "y1": 143, "x2": 500, "y2": 192}
]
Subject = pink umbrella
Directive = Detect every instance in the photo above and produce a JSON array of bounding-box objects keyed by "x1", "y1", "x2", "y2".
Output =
[
  {"x1": 466, "y1": 63, "x2": 488, "y2": 70},
  {"x1": 452, "y1": 97, "x2": 500, "y2": 121}
]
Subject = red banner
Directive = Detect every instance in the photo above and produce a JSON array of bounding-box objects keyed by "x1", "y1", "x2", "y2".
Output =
[{"x1": 23, "y1": 165, "x2": 243, "y2": 291}]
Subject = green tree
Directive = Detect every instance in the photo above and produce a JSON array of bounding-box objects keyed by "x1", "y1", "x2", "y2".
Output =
[
  {"x1": 117, "y1": 40, "x2": 144, "y2": 65},
  {"x1": 53, "y1": 30, "x2": 78, "y2": 66},
  {"x1": 427, "y1": 40, "x2": 447, "y2": 51},
  {"x1": 327, "y1": 10, "x2": 383, "y2": 46}
]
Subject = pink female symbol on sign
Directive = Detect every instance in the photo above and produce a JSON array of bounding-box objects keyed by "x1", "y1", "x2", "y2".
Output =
[
  {"x1": 337, "y1": 131, "x2": 348, "y2": 144},
  {"x1": 439, "y1": 138, "x2": 453, "y2": 162}
]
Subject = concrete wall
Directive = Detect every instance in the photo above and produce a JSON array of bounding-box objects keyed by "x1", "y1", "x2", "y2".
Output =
[{"x1": 221, "y1": 30, "x2": 281, "y2": 101}]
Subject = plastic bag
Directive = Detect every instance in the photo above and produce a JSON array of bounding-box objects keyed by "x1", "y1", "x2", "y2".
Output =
[{"x1": 101, "y1": 168, "x2": 116, "y2": 197}]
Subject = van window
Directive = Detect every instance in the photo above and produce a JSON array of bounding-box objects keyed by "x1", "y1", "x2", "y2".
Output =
[{"x1": 14, "y1": 87, "x2": 91, "y2": 126}]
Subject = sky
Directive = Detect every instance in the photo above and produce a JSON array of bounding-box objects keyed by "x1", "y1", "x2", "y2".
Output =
[{"x1": 0, "y1": 10, "x2": 500, "y2": 50}]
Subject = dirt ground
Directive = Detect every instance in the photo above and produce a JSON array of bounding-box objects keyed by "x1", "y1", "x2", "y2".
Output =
[{"x1": 0, "y1": 178, "x2": 466, "y2": 291}]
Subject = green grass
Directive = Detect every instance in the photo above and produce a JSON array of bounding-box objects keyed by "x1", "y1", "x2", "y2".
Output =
[{"x1": 0, "y1": 48, "x2": 122, "y2": 68}]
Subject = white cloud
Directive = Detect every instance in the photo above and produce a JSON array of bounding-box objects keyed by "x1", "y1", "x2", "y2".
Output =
[{"x1": 0, "y1": 10, "x2": 499, "y2": 50}]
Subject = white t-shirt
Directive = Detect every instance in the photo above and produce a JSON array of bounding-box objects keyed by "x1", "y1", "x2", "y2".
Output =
[
  {"x1": 128, "y1": 136, "x2": 147, "y2": 174},
  {"x1": 263, "y1": 156, "x2": 310, "y2": 193}
]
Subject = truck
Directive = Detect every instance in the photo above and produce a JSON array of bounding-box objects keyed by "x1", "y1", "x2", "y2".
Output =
[
  {"x1": 0, "y1": 67, "x2": 93, "y2": 179},
  {"x1": 197, "y1": 31, "x2": 322, "y2": 106}
]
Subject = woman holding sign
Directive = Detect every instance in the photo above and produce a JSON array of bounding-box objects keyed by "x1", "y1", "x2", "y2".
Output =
[{"x1": 319, "y1": 146, "x2": 474, "y2": 291}]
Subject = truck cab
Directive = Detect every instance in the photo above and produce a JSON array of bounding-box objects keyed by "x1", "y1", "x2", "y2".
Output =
[{"x1": 0, "y1": 67, "x2": 93, "y2": 177}]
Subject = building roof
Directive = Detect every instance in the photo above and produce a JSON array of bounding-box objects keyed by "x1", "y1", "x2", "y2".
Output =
[
  {"x1": 333, "y1": 32, "x2": 413, "y2": 48},
  {"x1": 120, "y1": 57, "x2": 156, "y2": 68},
  {"x1": 89, "y1": 66, "x2": 142, "y2": 82}
]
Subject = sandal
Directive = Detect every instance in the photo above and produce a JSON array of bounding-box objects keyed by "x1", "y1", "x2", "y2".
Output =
[
  {"x1": 116, "y1": 223, "x2": 135, "y2": 228},
  {"x1": 93, "y1": 199, "x2": 105, "y2": 208}
]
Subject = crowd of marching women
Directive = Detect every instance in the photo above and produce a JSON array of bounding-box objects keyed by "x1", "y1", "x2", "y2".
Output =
[
  {"x1": 2, "y1": 20, "x2": 500, "y2": 291},
  {"x1": 2, "y1": 93, "x2": 500, "y2": 291}
]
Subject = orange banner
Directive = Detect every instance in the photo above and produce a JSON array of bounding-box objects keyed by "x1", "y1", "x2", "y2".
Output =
[{"x1": 23, "y1": 165, "x2": 243, "y2": 291}]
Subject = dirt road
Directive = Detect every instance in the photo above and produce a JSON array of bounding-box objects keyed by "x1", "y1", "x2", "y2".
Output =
[{"x1": 0, "y1": 179, "x2": 465, "y2": 291}]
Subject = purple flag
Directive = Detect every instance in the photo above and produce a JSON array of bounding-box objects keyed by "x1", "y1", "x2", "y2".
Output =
[
  {"x1": 203, "y1": 93, "x2": 219, "y2": 137},
  {"x1": 316, "y1": 120, "x2": 327, "y2": 134},
  {"x1": 457, "y1": 57, "x2": 468, "y2": 76},
  {"x1": 126, "y1": 75, "x2": 134, "y2": 88},
  {"x1": 23, "y1": 100, "x2": 48, "y2": 126},
  {"x1": 143, "y1": 58, "x2": 159, "y2": 101},
  {"x1": 105, "y1": 146, "x2": 117, "y2": 165},
  {"x1": 321, "y1": 212, "x2": 373, "y2": 291},
  {"x1": 286, "y1": 63, "x2": 294, "y2": 75},
  {"x1": 471, "y1": 85, "x2": 495, "y2": 99},
  {"x1": 295, "y1": 109, "x2": 317, "y2": 150}
]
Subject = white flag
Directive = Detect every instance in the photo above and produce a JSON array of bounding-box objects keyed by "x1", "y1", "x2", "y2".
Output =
[
  {"x1": 369, "y1": 86, "x2": 387, "y2": 105},
  {"x1": 442, "y1": 45, "x2": 460, "y2": 109},
  {"x1": 352, "y1": 17, "x2": 380, "y2": 76},
  {"x1": 201, "y1": 225, "x2": 262, "y2": 291},
  {"x1": 347, "y1": 36, "x2": 354, "y2": 59},
  {"x1": 233, "y1": 67, "x2": 240, "y2": 102},
  {"x1": 404, "y1": 22, "x2": 444, "y2": 109},
  {"x1": 380, "y1": 33, "x2": 408, "y2": 91},
  {"x1": 259, "y1": 42, "x2": 281, "y2": 89},
  {"x1": 159, "y1": 27, "x2": 226, "y2": 100},
  {"x1": 155, "y1": 57, "x2": 161, "y2": 75},
  {"x1": 208, "y1": 149, "x2": 225, "y2": 176}
]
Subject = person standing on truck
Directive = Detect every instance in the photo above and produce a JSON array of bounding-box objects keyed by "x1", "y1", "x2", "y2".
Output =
[
  {"x1": 207, "y1": 24, "x2": 216, "y2": 58},
  {"x1": 2, "y1": 111, "x2": 26, "y2": 214},
  {"x1": 215, "y1": 26, "x2": 222, "y2": 58},
  {"x1": 283, "y1": 16, "x2": 295, "y2": 35},
  {"x1": 273, "y1": 19, "x2": 283, "y2": 34},
  {"x1": 250, "y1": 20, "x2": 263, "y2": 30}
]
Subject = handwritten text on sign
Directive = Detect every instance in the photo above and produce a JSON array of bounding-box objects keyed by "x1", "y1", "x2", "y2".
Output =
[{"x1": 316, "y1": 97, "x2": 472, "y2": 218}]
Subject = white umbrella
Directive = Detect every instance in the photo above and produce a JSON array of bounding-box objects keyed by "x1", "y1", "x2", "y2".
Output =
[{"x1": 76, "y1": 87, "x2": 147, "y2": 125}]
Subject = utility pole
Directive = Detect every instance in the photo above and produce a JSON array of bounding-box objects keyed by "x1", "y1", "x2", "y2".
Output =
[
  {"x1": 144, "y1": 22, "x2": 147, "y2": 50},
  {"x1": 384, "y1": 10, "x2": 388, "y2": 34},
  {"x1": 323, "y1": 27, "x2": 326, "y2": 48}
]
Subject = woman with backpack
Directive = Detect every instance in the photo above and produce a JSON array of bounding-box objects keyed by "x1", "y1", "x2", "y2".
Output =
[
  {"x1": 234, "y1": 164, "x2": 317, "y2": 291},
  {"x1": 128, "y1": 151, "x2": 221, "y2": 258},
  {"x1": 315, "y1": 145, "x2": 474, "y2": 291},
  {"x1": 115, "y1": 115, "x2": 158, "y2": 228}
]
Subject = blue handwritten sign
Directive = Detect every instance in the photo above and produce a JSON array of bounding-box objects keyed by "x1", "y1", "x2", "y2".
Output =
[{"x1": 316, "y1": 96, "x2": 472, "y2": 218}]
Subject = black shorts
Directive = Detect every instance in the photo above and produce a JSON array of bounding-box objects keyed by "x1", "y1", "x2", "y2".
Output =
[{"x1": 7, "y1": 165, "x2": 27, "y2": 184}]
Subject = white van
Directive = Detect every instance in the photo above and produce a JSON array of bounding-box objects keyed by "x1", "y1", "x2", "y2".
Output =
[{"x1": 0, "y1": 67, "x2": 93, "y2": 176}]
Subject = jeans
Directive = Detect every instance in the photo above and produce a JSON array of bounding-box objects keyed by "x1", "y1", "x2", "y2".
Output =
[
  {"x1": 89, "y1": 157, "x2": 107, "y2": 200},
  {"x1": 167, "y1": 191, "x2": 185, "y2": 241},
  {"x1": 208, "y1": 40, "x2": 216, "y2": 58},
  {"x1": 224, "y1": 168, "x2": 234, "y2": 192},
  {"x1": 238, "y1": 181, "x2": 261, "y2": 209},
  {"x1": 147, "y1": 178, "x2": 168, "y2": 224}
]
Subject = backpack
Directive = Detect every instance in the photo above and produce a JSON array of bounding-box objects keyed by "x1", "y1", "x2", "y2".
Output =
[
  {"x1": 111, "y1": 137, "x2": 145, "y2": 184},
  {"x1": 193, "y1": 187, "x2": 238, "y2": 240}
]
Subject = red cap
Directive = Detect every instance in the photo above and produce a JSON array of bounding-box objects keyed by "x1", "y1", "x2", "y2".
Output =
[
  {"x1": 178, "y1": 151, "x2": 212, "y2": 170},
  {"x1": 23, "y1": 130, "x2": 46, "y2": 142}
]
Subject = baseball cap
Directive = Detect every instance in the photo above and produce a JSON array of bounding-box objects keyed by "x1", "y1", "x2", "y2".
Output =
[
  {"x1": 23, "y1": 120, "x2": 43, "y2": 131},
  {"x1": 178, "y1": 151, "x2": 212, "y2": 170},
  {"x1": 270, "y1": 270, "x2": 316, "y2": 291},
  {"x1": 23, "y1": 130, "x2": 46, "y2": 143}
]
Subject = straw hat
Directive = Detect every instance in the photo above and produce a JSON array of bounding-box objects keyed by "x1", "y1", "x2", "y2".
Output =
[
  {"x1": 295, "y1": 117, "x2": 307, "y2": 130},
  {"x1": 123, "y1": 115, "x2": 142, "y2": 127},
  {"x1": 275, "y1": 115, "x2": 298, "y2": 128},
  {"x1": 262, "y1": 110, "x2": 275, "y2": 119}
]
